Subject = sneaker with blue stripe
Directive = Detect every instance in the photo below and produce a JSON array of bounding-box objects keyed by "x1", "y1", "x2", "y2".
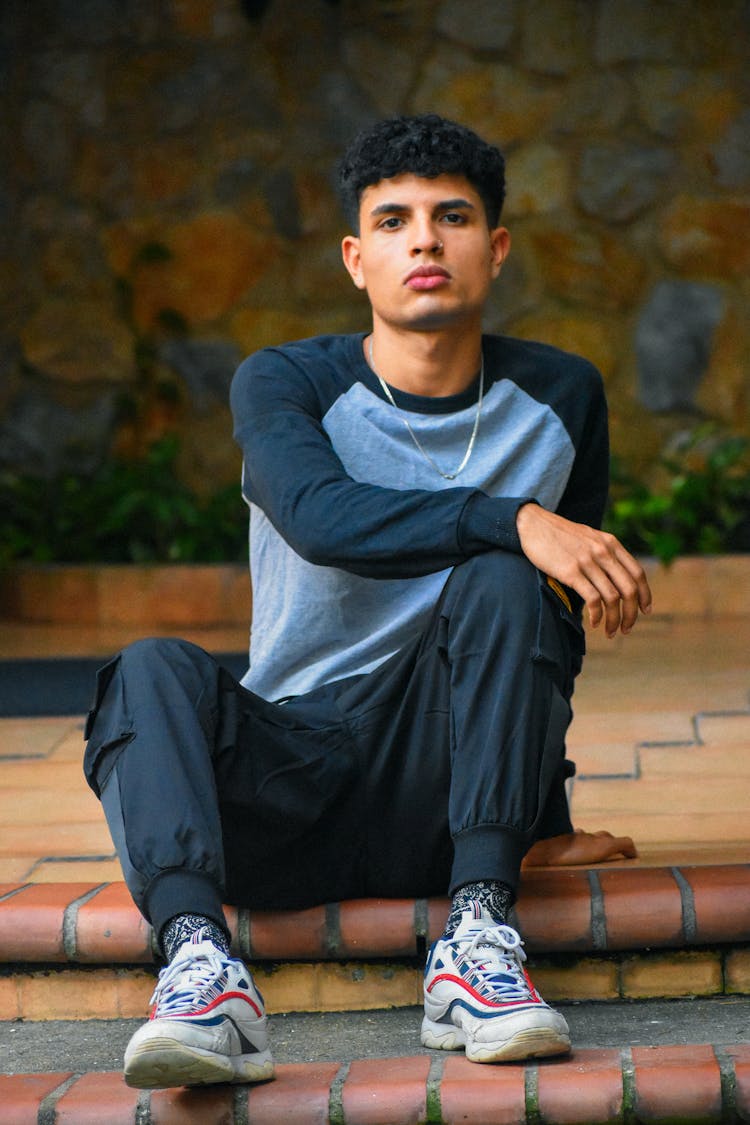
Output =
[
  {"x1": 124, "y1": 929, "x2": 274, "y2": 1088},
  {"x1": 421, "y1": 904, "x2": 570, "y2": 1063}
]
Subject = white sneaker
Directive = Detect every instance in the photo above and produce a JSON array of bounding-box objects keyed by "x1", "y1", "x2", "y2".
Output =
[
  {"x1": 124, "y1": 930, "x2": 274, "y2": 1088},
  {"x1": 421, "y1": 905, "x2": 570, "y2": 1063}
]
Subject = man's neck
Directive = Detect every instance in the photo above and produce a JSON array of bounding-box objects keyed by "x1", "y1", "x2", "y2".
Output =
[{"x1": 365, "y1": 326, "x2": 484, "y2": 398}]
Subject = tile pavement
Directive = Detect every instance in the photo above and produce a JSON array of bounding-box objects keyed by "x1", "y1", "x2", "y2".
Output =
[{"x1": 1, "y1": 615, "x2": 749, "y2": 881}]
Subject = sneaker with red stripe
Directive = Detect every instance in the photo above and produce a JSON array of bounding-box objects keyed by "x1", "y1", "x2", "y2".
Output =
[
  {"x1": 124, "y1": 929, "x2": 274, "y2": 1088},
  {"x1": 421, "y1": 904, "x2": 570, "y2": 1063}
]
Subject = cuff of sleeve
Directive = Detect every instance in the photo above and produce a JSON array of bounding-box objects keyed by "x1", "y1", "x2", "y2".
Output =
[{"x1": 458, "y1": 493, "x2": 538, "y2": 555}]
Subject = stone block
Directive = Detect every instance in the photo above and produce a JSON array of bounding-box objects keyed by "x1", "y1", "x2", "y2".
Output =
[
  {"x1": 342, "y1": 32, "x2": 416, "y2": 115},
  {"x1": 634, "y1": 67, "x2": 740, "y2": 140},
  {"x1": 528, "y1": 225, "x2": 644, "y2": 310},
  {"x1": 595, "y1": 0, "x2": 738, "y2": 65},
  {"x1": 635, "y1": 280, "x2": 724, "y2": 412},
  {"x1": 20, "y1": 299, "x2": 133, "y2": 384},
  {"x1": 577, "y1": 143, "x2": 674, "y2": 222},
  {"x1": 159, "y1": 338, "x2": 241, "y2": 412},
  {"x1": 521, "y1": 0, "x2": 594, "y2": 74},
  {"x1": 413, "y1": 54, "x2": 556, "y2": 147},
  {"x1": 553, "y1": 71, "x2": 631, "y2": 133},
  {"x1": 504, "y1": 143, "x2": 569, "y2": 217},
  {"x1": 510, "y1": 314, "x2": 617, "y2": 380},
  {"x1": 436, "y1": 0, "x2": 516, "y2": 51},
  {"x1": 659, "y1": 195, "x2": 750, "y2": 277},
  {"x1": 726, "y1": 948, "x2": 750, "y2": 995},
  {"x1": 128, "y1": 211, "x2": 276, "y2": 329},
  {"x1": 712, "y1": 108, "x2": 750, "y2": 188},
  {"x1": 621, "y1": 951, "x2": 723, "y2": 999}
]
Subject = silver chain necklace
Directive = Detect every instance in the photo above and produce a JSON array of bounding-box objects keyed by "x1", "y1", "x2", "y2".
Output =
[{"x1": 368, "y1": 337, "x2": 484, "y2": 481}]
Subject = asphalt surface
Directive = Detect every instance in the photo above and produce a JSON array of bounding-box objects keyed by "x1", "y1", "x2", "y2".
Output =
[{"x1": 2, "y1": 998, "x2": 749, "y2": 1075}]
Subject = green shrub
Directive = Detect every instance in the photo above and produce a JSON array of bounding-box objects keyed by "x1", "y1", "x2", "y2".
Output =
[
  {"x1": 3, "y1": 427, "x2": 749, "y2": 568},
  {"x1": 604, "y1": 425, "x2": 750, "y2": 564},
  {"x1": 0, "y1": 437, "x2": 248, "y2": 566}
]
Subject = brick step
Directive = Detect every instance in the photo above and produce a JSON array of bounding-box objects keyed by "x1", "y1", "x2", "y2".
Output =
[
  {"x1": 3, "y1": 867, "x2": 749, "y2": 963},
  {"x1": 2, "y1": 1043, "x2": 750, "y2": 1124},
  {"x1": 3, "y1": 943, "x2": 749, "y2": 1021},
  {"x1": 1, "y1": 867, "x2": 749, "y2": 1019}
]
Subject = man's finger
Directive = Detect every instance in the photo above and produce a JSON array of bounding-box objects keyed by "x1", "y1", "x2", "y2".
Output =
[
  {"x1": 580, "y1": 563, "x2": 623, "y2": 637},
  {"x1": 614, "y1": 546, "x2": 653, "y2": 615}
]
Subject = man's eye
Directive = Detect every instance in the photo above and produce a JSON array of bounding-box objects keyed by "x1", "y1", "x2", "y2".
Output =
[
  {"x1": 441, "y1": 212, "x2": 465, "y2": 224},
  {"x1": 379, "y1": 217, "x2": 403, "y2": 229}
]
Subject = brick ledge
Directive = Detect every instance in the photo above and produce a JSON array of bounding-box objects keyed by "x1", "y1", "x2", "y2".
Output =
[
  {"x1": 2, "y1": 1045, "x2": 749, "y2": 1124},
  {"x1": 1, "y1": 864, "x2": 749, "y2": 965}
]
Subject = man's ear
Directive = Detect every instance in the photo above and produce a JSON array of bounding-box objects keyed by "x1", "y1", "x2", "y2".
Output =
[
  {"x1": 341, "y1": 234, "x2": 367, "y2": 290},
  {"x1": 489, "y1": 226, "x2": 511, "y2": 279}
]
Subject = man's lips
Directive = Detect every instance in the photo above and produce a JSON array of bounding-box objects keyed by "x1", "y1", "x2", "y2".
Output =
[{"x1": 404, "y1": 265, "x2": 451, "y2": 290}]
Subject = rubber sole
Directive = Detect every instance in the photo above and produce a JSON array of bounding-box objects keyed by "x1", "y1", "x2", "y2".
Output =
[
  {"x1": 124, "y1": 1035, "x2": 274, "y2": 1089},
  {"x1": 421, "y1": 1015, "x2": 571, "y2": 1063}
]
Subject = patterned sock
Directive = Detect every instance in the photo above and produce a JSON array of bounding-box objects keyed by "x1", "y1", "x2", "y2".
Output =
[
  {"x1": 443, "y1": 880, "x2": 515, "y2": 938},
  {"x1": 160, "y1": 913, "x2": 231, "y2": 963}
]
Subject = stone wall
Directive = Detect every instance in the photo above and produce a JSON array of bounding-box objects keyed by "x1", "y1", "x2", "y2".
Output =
[{"x1": 2, "y1": 0, "x2": 748, "y2": 492}]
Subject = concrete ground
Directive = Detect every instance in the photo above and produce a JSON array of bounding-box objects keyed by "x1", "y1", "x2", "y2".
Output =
[{"x1": 2, "y1": 998, "x2": 750, "y2": 1075}]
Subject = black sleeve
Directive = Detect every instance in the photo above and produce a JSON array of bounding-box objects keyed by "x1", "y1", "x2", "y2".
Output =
[
  {"x1": 230, "y1": 349, "x2": 532, "y2": 580},
  {"x1": 555, "y1": 368, "x2": 610, "y2": 531}
]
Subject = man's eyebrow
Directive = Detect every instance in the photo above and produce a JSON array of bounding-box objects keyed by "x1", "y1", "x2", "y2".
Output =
[
  {"x1": 369, "y1": 197, "x2": 476, "y2": 218},
  {"x1": 435, "y1": 198, "x2": 475, "y2": 211},
  {"x1": 369, "y1": 201, "x2": 409, "y2": 217}
]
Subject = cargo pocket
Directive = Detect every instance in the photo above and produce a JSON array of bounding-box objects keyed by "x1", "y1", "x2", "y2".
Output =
[
  {"x1": 534, "y1": 571, "x2": 586, "y2": 694},
  {"x1": 83, "y1": 655, "x2": 135, "y2": 798}
]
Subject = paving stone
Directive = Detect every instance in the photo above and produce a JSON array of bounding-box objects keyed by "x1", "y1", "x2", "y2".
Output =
[
  {"x1": 631, "y1": 1043, "x2": 723, "y2": 1121},
  {"x1": 621, "y1": 951, "x2": 723, "y2": 1000},
  {"x1": 342, "y1": 1055, "x2": 430, "y2": 1125},
  {"x1": 440, "y1": 1055, "x2": 526, "y2": 1125},
  {"x1": 683, "y1": 865, "x2": 750, "y2": 944},
  {"x1": 248, "y1": 903, "x2": 329, "y2": 960},
  {"x1": 75, "y1": 883, "x2": 151, "y2": 963},
  {"x1": 0, "y1": 1072, "x2": 73, "y2": 1125},
  {"x1": 53, "y1": 1070, "x2": 141, "y2": 1123},
  {"x1": 339, "y1": 898, "x2": 417, "y2": 958},
  {"x1": 149, "y1": 1083, "x2": 235, "y2": 1123},
  {"x1": 537, "y1": 1047, "x2": 624, "y2": 1124},
  {"x1": 727, "y1": 1043, "x2": 750, "y2": 1119},
  {"x1": 514, "y1": 870, "x2": 592, "y2": 953},
  {"x1": 245, "y1": 1061, "x2": 339, "y2": 1124},
  {"x1": 0, "y1": 883, "x2": 92, "y2": 962},
  {"x1": 598, "y1": 867, "x2": 684, "y2": 949}
]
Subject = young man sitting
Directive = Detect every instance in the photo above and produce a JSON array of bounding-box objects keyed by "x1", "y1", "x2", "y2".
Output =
[{"x1": 84, "y1": 113, "x2": 646, "y2": 1089}]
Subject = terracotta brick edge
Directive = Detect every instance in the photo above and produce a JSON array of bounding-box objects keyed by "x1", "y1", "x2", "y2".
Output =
[
  {"x1": 2, "y1": 1045, "x2": 749, "y2": 1123},
  {"x1": 1, "y1": 864, "x2": 748, "y2": 965}
]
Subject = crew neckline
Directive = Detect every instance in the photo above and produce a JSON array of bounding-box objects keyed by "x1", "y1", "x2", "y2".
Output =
[{"x1": 349, "y1": 333, "x2": 484, "y2": 415}]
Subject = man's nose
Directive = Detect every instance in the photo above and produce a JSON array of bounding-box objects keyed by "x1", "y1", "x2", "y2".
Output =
[{"x1": 410, "y1": 225, "x2": 443, "y2": 255}]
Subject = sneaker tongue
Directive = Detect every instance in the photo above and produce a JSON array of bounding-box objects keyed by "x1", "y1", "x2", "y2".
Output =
[
  {"x1": 452, "y1": 906, "x2": 499, "y2": 950},
  {"x1": 455, "y1": 903, "x2": 497, "y2": 935}
]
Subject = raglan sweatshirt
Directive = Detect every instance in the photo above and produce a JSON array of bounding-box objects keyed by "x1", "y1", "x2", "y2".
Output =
[{"x1": 230, "y1": 332, "x2": 609, "y2": 701}]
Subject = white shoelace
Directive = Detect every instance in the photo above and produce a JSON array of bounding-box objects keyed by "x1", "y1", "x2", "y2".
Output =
[
  {"x1": 150, "y1": 943, "x2": 229, "y2": 1017},
  {"x1": 452, "y1": 924, "x2": 532, "y2": 1004}
]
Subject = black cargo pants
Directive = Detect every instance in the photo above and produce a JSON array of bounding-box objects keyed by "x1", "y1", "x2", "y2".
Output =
[{"x1": 83, "y1": 551, "x2": 584, "y2": 946}]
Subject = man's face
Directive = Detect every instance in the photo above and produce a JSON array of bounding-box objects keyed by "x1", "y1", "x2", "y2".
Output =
[{"x1": 341, "y1": 173, "x2": 509, "y2": 334}]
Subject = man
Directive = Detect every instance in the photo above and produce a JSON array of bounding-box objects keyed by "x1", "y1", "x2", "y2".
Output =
[{"x1": 84, "y1": 114, "x2": 648, "y2": 1089}]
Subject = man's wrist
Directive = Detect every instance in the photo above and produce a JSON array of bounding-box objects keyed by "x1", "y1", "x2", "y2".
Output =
[{"x1": 515, "y1": 499, "x2": 540, "y2": 533}]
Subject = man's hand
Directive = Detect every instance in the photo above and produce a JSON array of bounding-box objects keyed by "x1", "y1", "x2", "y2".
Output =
[
  {"x1": 522, "y1": 829, "x2": 638, "y2": 868},
  {"x1": 516, "y1": 504, "x2": 652, "y2": 637}
]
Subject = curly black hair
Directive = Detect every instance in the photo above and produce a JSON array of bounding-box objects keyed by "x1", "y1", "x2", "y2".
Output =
[{"x1": 337, "y1": 114, "x2": 506, "y2": 232}]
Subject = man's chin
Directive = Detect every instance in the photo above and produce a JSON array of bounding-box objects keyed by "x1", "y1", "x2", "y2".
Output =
[{"x1": 392, "y1": 305, "x2": 477, "y2": 333}]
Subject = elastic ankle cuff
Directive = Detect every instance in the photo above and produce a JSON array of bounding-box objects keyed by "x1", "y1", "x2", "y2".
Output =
[
  {"x1": 450, "y1": 825, "x2": 525, "y2": 899},
  {"x1": 145, "y1": 869, "x2": 229, "y2": 951}
]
